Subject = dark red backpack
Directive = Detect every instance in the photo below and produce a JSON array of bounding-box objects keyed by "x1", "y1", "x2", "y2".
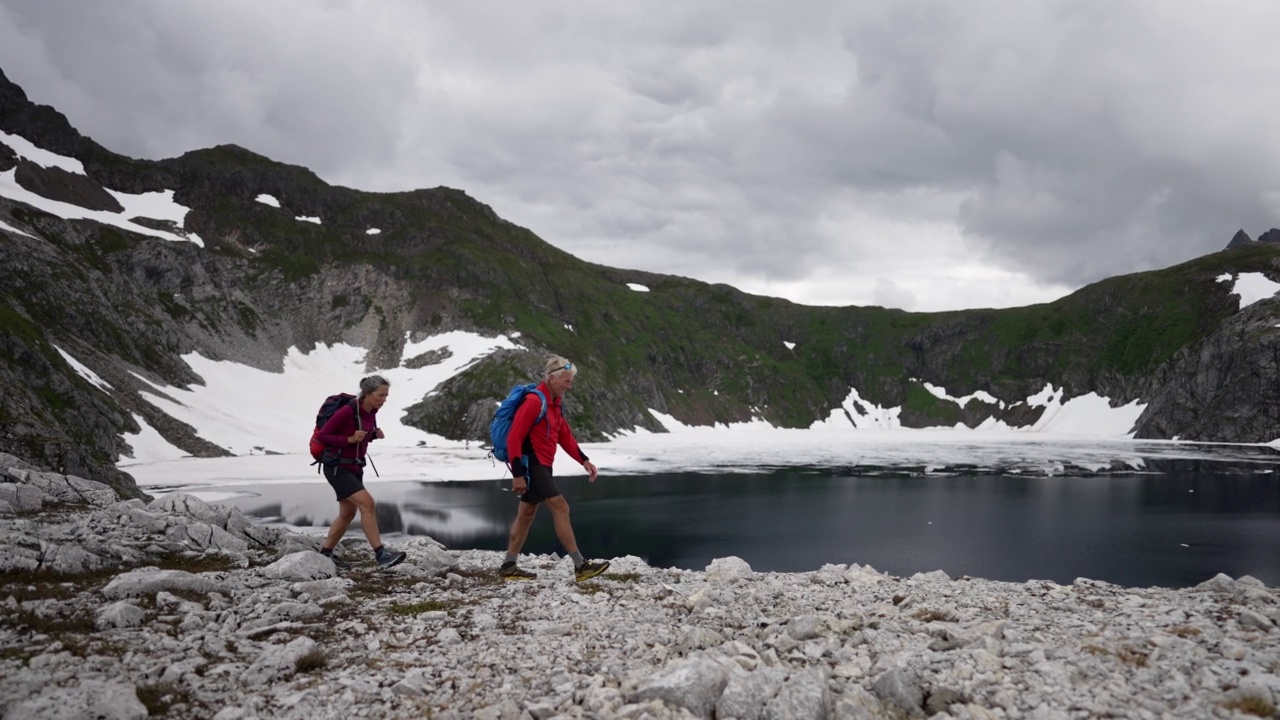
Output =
[{"x1": 309, "y1": 393, "x2": 359, "y2": 460}]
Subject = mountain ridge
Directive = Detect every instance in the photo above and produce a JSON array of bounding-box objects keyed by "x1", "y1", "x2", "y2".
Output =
[{"x1": 3, "y1": 66, "x2": 1280, "y2": 498}]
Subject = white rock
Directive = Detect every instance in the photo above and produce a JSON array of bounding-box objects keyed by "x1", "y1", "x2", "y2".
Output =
[
  {"x1": 240, "y1": 636, "x2": 317, "y2": 687},
  {"x1": 96, "y1": 600, "x2": 146, "y2": 629},
  {"x1": 262, "y1": 551, "x2": 336, "y2": 581},
  {"x1": 2, "y1": 679, "x2": 147, "y2": 720},
  {"x1": 101, "y1": 568, "x2": 216, "y2": 599},
  {"x1": 629, "y1": 656, "x2": 730, "y2": 718},
  {"x1": 706, "y1": 556, "x2": 754, "y2": 583}
]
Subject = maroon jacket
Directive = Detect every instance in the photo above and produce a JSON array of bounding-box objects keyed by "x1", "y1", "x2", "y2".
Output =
[
  {"x1": 505, "y1": 381, "x2": 588, "y2": 476},
  {"x1": 316, "y1": 401, "x2": 379, "y2": 467}
]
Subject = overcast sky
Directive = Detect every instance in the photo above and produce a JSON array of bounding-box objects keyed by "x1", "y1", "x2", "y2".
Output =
[{"x1": 2, "y1": 1, "x2": 1278, "y2": 311}]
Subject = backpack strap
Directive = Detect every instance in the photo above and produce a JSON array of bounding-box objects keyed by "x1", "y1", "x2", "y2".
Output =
[{"x1": 530, "y1": 389, "x2": 548, "y2": 425}]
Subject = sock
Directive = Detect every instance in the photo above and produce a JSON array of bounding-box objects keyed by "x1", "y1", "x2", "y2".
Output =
[
  {"x1": 504, "y1": 553, "x2": 519, "y2": 565},
  {"x1": 372, "y1": 545, "x2": 384, "y2": 558},
  {"x1": 570, "y1": 551, "x2": 585, "y2": 569},
  {"x1": 320, "y1": 547, "x2": 334, "y2": 556}
]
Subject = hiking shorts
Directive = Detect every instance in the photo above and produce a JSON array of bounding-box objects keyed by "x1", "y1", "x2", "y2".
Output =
[
  {"x1": 519, "y1": 464, "x2": 561, "y2": 505},
  {"x1": 323, "y1": 464, "x2": 366, "y2": 502}
]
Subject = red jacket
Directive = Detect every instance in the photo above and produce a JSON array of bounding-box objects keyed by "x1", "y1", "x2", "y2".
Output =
[
  {"x1": 316, "y1": 402, "x2": 379, "y2": 467},
  {"x1": 505, "y1": 382, "x2": 588, "y2": 475}
]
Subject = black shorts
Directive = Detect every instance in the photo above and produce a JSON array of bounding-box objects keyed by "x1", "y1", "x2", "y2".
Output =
[
  {"x1": 323, "y1": 464, "x2": 365, "y2": 501},
  {"x1": 519, "y1": 464, "x2": 561, "y2": 505}
]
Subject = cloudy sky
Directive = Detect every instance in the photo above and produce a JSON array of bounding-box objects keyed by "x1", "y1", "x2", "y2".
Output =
[{"x1": 2, "y1": 1, "x2": 1278, "y2": 311}]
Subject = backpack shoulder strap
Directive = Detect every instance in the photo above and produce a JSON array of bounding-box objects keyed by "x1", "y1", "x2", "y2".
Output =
[
  {"x1": 530, "y1": 388, "x2": 548, "y2": 424},
  {"x1": 352, "y1": 396, "x2": 362, "y2": 432}
]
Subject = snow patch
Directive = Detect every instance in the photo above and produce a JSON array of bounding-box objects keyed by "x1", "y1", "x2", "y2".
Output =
[
  {"x1": 53, "y1": 346, "x2": 112, "y2": 391},
  {"x1": 1231, "y1": 272, "x2": 1280, "y2": 309},
  {"x1": 921, "y1": 381, "x2": 1002, "y2": 408},
  {"x1": 0, "y1": 169, "x2": 202, "y2": 246},
  {"x1": 0, "y1": 218, "x2": 36, "y2": 239},
  {"x1": 118, "y1": 413, "x2": 189, "y2": 465},
  {"x1": 0, "y1": 130, "x2": 85, "y2": 173},
  {"x1": 107, "y1": 188, "x2": 191, "y2": 227}
]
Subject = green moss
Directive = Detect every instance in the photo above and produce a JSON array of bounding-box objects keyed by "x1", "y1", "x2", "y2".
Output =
[
  {"x1": 388, "y1": 599, "x2": 456, "y2": 615},
  {"x1": 235, "y1": 302, "x2": 259, "y2": 334},
  {"x1": 1222, "y1": 696, "x2": 1278, "y2": 718},
  {"x1": 155, "y1": 291, "x2": 192, "y2": 321},
  {"x1": 94, "y1": 227, "x2": 138, "y2": 254},
  {"x1": 901, "y1": 382, "x2": 964, "y2": 425}
]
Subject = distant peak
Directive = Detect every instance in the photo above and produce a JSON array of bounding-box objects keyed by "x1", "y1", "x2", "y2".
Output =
[
  {"x1": 1259, "y1": 228, "x2": 1280, "y2": 245},
  {"x1": 1227, "y1": 229, "x2": 1253, "y2": 247}
]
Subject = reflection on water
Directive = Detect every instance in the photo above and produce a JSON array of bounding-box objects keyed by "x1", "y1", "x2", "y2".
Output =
[{"x1": 197, "y1": 462, "x2": 1280, "y2": 588}]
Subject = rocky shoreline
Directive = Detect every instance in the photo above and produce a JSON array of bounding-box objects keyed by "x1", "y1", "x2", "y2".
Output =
[{"x1": 2, "y1": 454, "x2": 1278, "y2": 719}]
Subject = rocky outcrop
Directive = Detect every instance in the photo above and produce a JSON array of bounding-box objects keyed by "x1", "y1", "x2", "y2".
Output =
[
  {"x1": 1, "y1": 458, "x2": 1277, "y2": 719},
  {"x1": 1261, "y1": 228, "x2": 1280, "y2": 245},
  {"x1": 1133, "y1": 291, "x2": 1280, "y2": 441},
  {"x1": 1227, "y1": 228, "x2": 1254, "y2": 249},
  {"x1": 13, "y1": 160, "x2": 123, "y2": 212},
  {"x1": 0, "y1": 142, "x2": 15, "y2": 172}
]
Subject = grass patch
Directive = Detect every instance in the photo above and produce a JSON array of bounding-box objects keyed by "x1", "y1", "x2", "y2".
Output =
[
  {"x1": 295, "y1": 647, "x2": 329, "y2": 674},
  {"x1": 388, "y1": 599, "x2": 456, "y2": 616},
  {"x1": 150, "y1": 552, "x2": 242, "y2": 574},
  {"x1": 602, "y1": 572, "x2": 642, "y2": 583},
  {"x1": 0, "y1": 566, "x2": 123, "y2": 602},
  {"x1": 911, "y1": 609, "x2": 955, "y2": 623},
  {"x1": 0, "y1": 553, "x2": 238, "y2": 607},
  {"x1": 347, "y1": 572, "x2": 422, "y2": 600},
  {"x1": 1116, "y1": 646, "x2": 1149, "y2": 667},
  {"x1": 1222, "y1": 696, "x2": 1278, "y2": 718},
  {"x1": 2, "y1": 608, "x2": 98, "y2": 635},
  {"x1": 136, "y1": 681, "x2": 198, "y2": 718},
  {"x1": 1168, "y1": 625, "x2": 1202, "y2": 638},
  {"x1": 435, "y1": 565, "x2": 503, "y2": 587}
]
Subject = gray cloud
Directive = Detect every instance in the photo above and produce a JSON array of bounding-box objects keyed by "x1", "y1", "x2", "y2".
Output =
[{"x1": 2, "y1": 0, "x2": 1278, "y2": 310}]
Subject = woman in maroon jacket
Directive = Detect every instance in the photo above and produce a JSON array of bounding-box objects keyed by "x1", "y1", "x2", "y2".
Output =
[
  {"x1": 500, "y1": 356, "x2": 609, "y2": 582},
  {"x1": 315, "y1": 375, "x2": 406, "y2": 571}
]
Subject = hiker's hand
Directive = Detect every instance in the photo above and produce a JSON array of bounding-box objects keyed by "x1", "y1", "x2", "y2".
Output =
[
  {"x1": 349, "y1": 430, "x2": 367, "y2": 443},
  {"x1": 512, "y1": 476, "x2": 527, "y2": 494},
  {"x1": 374, "y1": 428, "x2": 385, "y2": 439},
  {"x1": 584, "y1": 461, "x2": 598, "y2": 482}
]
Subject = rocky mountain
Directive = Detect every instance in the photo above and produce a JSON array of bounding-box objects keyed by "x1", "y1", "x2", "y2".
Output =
[{"x1": 4, "y1": 66, "x2": 1280, "y2": 499}]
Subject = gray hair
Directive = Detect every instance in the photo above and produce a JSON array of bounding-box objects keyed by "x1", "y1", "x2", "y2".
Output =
[
  {"x1": 359, "y1": 375, "x2": 390, "y2": 396},
  {"x1": 544, "y1": 356, "x2": 576, "y2": 379}
]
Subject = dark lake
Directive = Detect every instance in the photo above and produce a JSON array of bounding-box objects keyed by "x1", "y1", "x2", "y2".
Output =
[{"x1": 192, "y1": 463, "x2": 1280, "y2": 588}]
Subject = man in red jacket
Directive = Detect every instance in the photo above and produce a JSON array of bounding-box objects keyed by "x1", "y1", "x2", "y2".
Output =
[{"x1": 500, "y1": 356, "x2": 609, "y2": 582}]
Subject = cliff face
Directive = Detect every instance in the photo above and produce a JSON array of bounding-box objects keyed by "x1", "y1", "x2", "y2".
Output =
[{"x1": 3, "y1": 67, "x2": 1280, "y2": 496}]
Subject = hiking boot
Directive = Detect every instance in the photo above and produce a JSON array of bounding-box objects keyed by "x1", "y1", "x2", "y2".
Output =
[
  {"x1": 375, "y1": 547, "x2": 407, "y2": 571},
  {"x1": 498, "y1": 561, "x2": 537, "y2": 581},
  {"x1": 574, "y1": 559, "x2": 610, "y2": 582}
]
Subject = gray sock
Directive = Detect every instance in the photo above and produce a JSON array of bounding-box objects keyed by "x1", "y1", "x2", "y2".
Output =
[
  {"x1": 504, "y1": 553, "x2": 519, "y2": 565},
  {"x1": 569, "y1": 551, "x2": 585, "y2": 568}
]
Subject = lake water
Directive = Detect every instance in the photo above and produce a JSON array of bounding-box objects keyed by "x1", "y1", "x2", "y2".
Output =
[{"x1": 184, "y1": 458, "x2": 1280, "y2": 589}]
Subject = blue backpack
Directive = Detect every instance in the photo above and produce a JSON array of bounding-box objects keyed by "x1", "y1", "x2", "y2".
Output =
[{"x1": 489, "y1": 383, "x2": 548, "y2": 464}]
